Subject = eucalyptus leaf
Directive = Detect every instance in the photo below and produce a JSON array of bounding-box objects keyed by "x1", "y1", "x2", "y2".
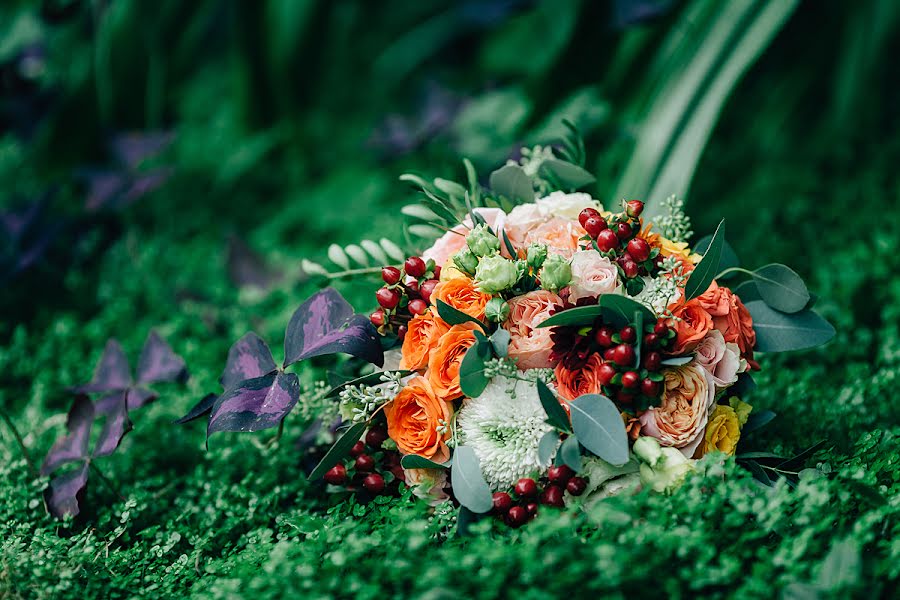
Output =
[
  {"x1": 568, "y1": 394, "x2": 629, "y2": 465},
  {"x1": 308, "y1": 422, "x2": 366, "y2": 481},
  {"x1": 751, "y1": 264, "x2": 810, "y2": 314},
  {"x1": 539, "y1": 158, "x2": 596, "y2": 190},
  {"x1": 537, "y1": 380, "x2": 571, "y2": 432},
  {"x1": 745, "y1": 301, "x2": 835, "y2": 353},
  {"x1": 459, "y1": 341, "x2": 491, "y2": 398},
  {"x1": 400, "y1": 455, "x2": 451, "y2": 469},
  {"x1": 538, "y1": 430, "x2": 560, "y2": 465},
  {"x1": 450, "y1": 446, "x2": 494, "y2": 514},
  {"x1": 489, "y1": 164, "x2": 534, "y2": 203},
  {"x1": 660, "y1": 356, "x2": 693, "y2": 366},
  {"x1": 684, "y1": 219, "x2": 724, "y2": 300},
  {"x1": 557, "y1": 435, "x2": 582, "y2": 472},
  {"x1": 490, "y1": 328, "x2": 511, "y2": 358}
]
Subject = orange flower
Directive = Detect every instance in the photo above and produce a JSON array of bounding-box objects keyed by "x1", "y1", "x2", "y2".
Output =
[
  {"x1": 400, "y1": 312, "x2": 450, "y2": 371},
  {"x1": 385, "y1": 376, "x2": 453, "y2": 462},
  {"x1": 554, "y1": 353, "x2": 605, "y2": 401},
  {"x1": 694, "y1": 281, "x2": 756, "y2": 358},
  {"x1": 427, "y1": 323, "x2": 478, "y2": 401},
  {"x1": 430, "y1": 278, "x2": 491, "y2": 321},
  {"x1": 668, "y1": 300, "x2": 713, "y2": 354}
]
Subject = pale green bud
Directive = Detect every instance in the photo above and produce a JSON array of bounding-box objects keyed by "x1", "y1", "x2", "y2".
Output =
[
  {"x1": 539, "y1": 254, "x2": 572, "y2": 292},
  {"x1": 475, "y1": 255, "x2": 520, "y2": 294},
  {"x1": 452, "y1": 247, "x2": 479, "y2": 275},
  {"x1": 466, "y1": 224, "x2": 501, "y2": 258},
  {"x1": 632, "y1": 436, "x2": 662, "y2": 467},
  {"x1": 636, "y1": 440, "x2": 694, "y2": 494},
  {"x1": 526, "y1": 243, "x2": 548, "y2": 269},
  {"x1": 485, "y1": 297, "x2": 511, "y2": 323}
]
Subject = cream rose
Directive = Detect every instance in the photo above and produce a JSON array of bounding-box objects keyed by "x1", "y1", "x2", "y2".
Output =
[
  {"x1": 504, "y1": 203, "x2": 547, "y2": 249},
  {"x1": 504, "y1": 290, "x2": 562, "y2": 370},
  {"x1": 639, "y1": 364, "x2": 715, "y2": 457},
  {"x1": 403, "y1": 468, "x2": 450, "y2": 506},
  {"x1": 567, "y1": 250, "x2": 621, "y2": 302},
  {"x1": 536, "y1": 191, "x2": 603, "y2": 220}
]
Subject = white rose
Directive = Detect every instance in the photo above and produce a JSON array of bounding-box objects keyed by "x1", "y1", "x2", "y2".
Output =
[
  {"x1": 567, "y1": 250, "x2": 621, "y2": 302},
  {"x1": 536, "y1": 191, "x2": 603, "y2": 220},
  {"x1": 504, "y1": 203, "x2": 547, "y2": 247}
]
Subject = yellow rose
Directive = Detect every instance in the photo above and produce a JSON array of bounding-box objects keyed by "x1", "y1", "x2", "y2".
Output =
[
  {"x1": 697, "y1": 404, "x2": 741, "y2": 457},
  {"x1": 439, "y1": 265, "x2": 468, "y2": 282},
  {"x1": 658, "y1": 236, "x2": 702, "y2": 264}
]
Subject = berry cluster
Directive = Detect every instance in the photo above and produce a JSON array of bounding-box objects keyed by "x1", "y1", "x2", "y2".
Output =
[
  {"x1": 578, "y1": 200, "x2": 660, "y2": 295},
  {"x1": 322, "y1": 426, "x2": 405, "y2": 499},
  {"x1": 370, "y1": 256, "x2": 441, "y2": 341},
  {"x1": 490, "y1": 466, "x2": 587, "y2": 528}
]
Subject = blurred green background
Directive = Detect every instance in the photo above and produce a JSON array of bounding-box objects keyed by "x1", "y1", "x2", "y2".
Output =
[{"x1": 1, "y1": 1, "x2": 898, "y2": 597}]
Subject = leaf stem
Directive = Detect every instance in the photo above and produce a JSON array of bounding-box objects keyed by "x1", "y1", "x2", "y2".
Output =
[
  {"x1": 90, "y1": 462, "x2": 126, "y2": 502},
  {"x1": 714, "y1": 266, "x2": 754, "y2": 280},
  {"x1": 324, "y1": 266, "x2": 385, "y2": 280},
  {"x1": 0, "y1": 406, "x2": 38, "y2": 476}
]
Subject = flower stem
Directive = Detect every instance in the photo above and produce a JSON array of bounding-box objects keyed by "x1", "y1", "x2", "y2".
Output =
[
  {"x1": 0, "y1": 406, "x2": 37, "y2": 476},
  {"x1": 714, "y1": 266, "x2": 754, "y2": 280}
]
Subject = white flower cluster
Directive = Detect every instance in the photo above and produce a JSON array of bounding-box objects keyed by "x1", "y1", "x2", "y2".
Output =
[
  {"x1": 655, "y1": 195, "x2": 693, "y2": 243},
  {"x1": 634, "y1": 255, "x2": 687, "y2": 315},
  {"x1": 457, "y1": 377, "x2": 554, "y2": 489},
  {"x1": 338, "y1": 371, "x2": 404, "y2": 423}
]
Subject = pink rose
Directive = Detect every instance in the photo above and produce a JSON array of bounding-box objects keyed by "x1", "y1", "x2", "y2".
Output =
[
  {"x1": 403, "y1": 468, "x2": 450, "y2": 506},
  {"x1": 639, "y1": 364, "x2": 715, "y2": 457},
  {"x1": 693, "y1": 330, "x2": 741, "y2": 389},
  {"x1": 422, "y1": 208, "x2": 508, "y2": 267},
  {"x1": 567, "y1": 250, "x2": 620, "y2": 302},
  {"x1": 504, "y1": 203, "x2": 547, "y2": 250},
  {"x1": 524, "y1": 218, "x2": 585, "y2": 259},
  {"x1": 504, "y1": 290, "x2": 562, "y2": 370}
]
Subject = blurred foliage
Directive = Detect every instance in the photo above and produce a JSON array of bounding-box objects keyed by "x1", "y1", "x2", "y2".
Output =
[{"x1": 1, "y1": 0, "x2": 899, "y2": 597}]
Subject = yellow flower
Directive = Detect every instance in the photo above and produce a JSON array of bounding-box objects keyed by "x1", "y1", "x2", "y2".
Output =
[
  {"x1": 659, "y1": 236, "x2": 702, "y2": 264},
  {"x1": 697, "y1": 404, "x2": 741, "y2": 457},
  {"x1": 439, "y1": 265, "x2": 468, "y2": 282},
  {"x1": 729, "y1": 397, "x2": 752, "y2": 427}
]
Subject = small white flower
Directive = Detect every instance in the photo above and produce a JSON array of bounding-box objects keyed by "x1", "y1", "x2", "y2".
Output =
[{"x1": 536, "y1": 191, "x2": 603, "y2": 221}]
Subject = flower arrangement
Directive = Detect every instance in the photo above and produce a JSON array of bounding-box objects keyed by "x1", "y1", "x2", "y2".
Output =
[{"x1": 182, "y1": 128, "x2": 834, "y2": 527}]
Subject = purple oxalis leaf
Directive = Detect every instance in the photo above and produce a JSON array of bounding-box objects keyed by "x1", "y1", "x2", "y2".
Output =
[
  {"x1": 283, "y1": 288, "x2": 384, "y2": 368},
  {"x1": 92, "y1": 392, "x2": 132, "y2": 458},
  {"x1": 220, "y1": 332, "x2": 277, "y2": 390},
  {"x1": 41, "y1": 396, "x2": 94, "y2": 475},
  {"x1": 126, "y1": 387, "x2": 159, "y2": 410},
  {"x1": 44, "y1": 462, "x2": 90, "y2": 519},
  {"x1": 137, "y1": 331, "x2": 187, "y2": 385},
  {"x1": 226, "y1": 234, "x2": 284, "y2": 291},
  {"x1": 110, "y1": 131, "x2": 175, "y2": 170},
  {"x1": 207, "y1": 371, "x2": 300, "y2": 437},
  {"x1": 174, "y1": 393, "x2": 218, "y2": 425},
  {"x1": 71, "y1": 339, "x2": 131, "y2": 394}
]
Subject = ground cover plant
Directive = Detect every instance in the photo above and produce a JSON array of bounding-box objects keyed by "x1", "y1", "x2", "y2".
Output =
[{"x1": 1, "y1": 1, "x2": 898, "y2": 598}]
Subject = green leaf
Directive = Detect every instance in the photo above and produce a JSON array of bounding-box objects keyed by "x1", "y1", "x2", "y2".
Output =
[
  {"x1": 324, "y1": 370, "x2": 414, "y2": 398},
  {"x1": 501, "y1": 228, "x2": 517, "y2": 258},
  {"x1": 694, "y1": 234, "x2": 739, "y2": 272},
  {"x1": 459, "y1": 341, "x2": 491, "y2": 398},
  {"x1": 732, "y1": 280, "x2": 762, "y2": 303},
  {"x1": 568, "y1": 394, "x2": 629, "y2": 466},
  {"x1": 456, "y1": 506, "x2": 483, "y2": 538},
  {"x1": 631, "y1": 310, "x2": 644, "y2": 369},
  {"x1": 557, "y1": 435, "x2": 582, "y2": 472},
  {"x1": 817, "y1": 539, "x2": 861, "y2": 590},
  {"x1": 436, "y1": 300, "x2": 486, "y2": 330},
  {"x1": 745, "y1": 301, "x2": 835, "y2": 353},
  {"x1": 684, "y1": 219, "x2": 724, "y2": 300},
  {"x1": 777, "y1": 440, "x2": 828, "y2": 471},
  {"x1": 537, "y1": 304, "x2": 603, "y2": 328},
  {"x1": 538, "y1": 430, "x2": 560, "y2": 465},
  {"x1": 751, "y1": 264, "x2": 810, "y2": 314},
  {"x1": 490, "y1": 329, "x2": 511, "y2": 358},
  {"x1": 400, "y1": 455, "x2": 451, "y2": 470},
  {"x1": 660, "y1": 356, "x2": 693, "y2": 367},
  {"x1": 450, "y1": 446, "x2": 494, "y2": 513},
  {"x1": 741, "y1": 409, "x2": 775, "y2": 435},
  {"x1": 489, "y1": 164, "x2": 534, "y2": 203},
  {"x1": 539, "y1": 158, "x2": 596, "y2": 190},
  {"x1": 537, "y1": 380, "x2": 572, "y2": 432},
  {"x1": 599, "y1": 294, "x2": 657, "y2": 328},
  {"x1": 308, "y1": 422, "x2": 366, "y2": 481}
]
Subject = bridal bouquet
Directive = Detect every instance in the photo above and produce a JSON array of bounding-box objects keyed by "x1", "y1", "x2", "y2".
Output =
[{"x1": 183, "y1": 130, "x2": 834, "y2": 526}]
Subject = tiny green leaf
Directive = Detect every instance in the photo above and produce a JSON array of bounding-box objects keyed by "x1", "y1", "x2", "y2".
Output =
[
  {"x1": 324, "y1": 370, "x2": 414, "y2": 398},
  {"x1": 450, "y1": 446, "x2": 494, "y2": 514},
  {"x1": 684, "y1": 219, "x2": 725, "y2": 300}
]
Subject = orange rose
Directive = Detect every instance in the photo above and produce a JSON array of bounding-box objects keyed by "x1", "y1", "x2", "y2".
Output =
[
  {"x1": 639, "y1": 364, "x2": 715, "y2": 457},
  {"x1": 400, "y1": 312, "x2": 450, "y2": 371},
  {"x1": 696, "y1": 282, "x2": 756, "y2": 358},
  {"x1": 505, "y1": 290, "x2": 562, "y2": 370},
  {"x1": 385, "y1": 376, "x2": 453, "y2": 462},
  {"x1": 668, "y1": 300, "x2": 713, "y2": 354},
  {"x1": 555, "y1": 353, "x2": 605, "y2": 401},
  {"x1": 431, "y1": 278, "x2": 491, "y2": 321},
  {"x1": 427, "y1": 323, "x2": 478, "y2": 401}
]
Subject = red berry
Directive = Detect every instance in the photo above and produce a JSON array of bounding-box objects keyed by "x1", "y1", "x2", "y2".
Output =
[
  {"x1": 370, "y1": 310, "x2": 385, "y2": 327},
  {"x1": 643, "y1": 333, "x2": 659, "y2": 347},
  {"x1": 381, "y1": 266, "x2": 402, "y2": 285},
  {"x1": 621, "y1": 371, "x2": 639, "y2": 388},
  {"x1": 355, "y1": 454, "x2": 375, "y2": 472},
  {"x1": 376, "y1": 287, "x2": 401, "y2": 309},
  {"x1": 365, "y1": 427, "x2": 388, "y2": 449},
  {"x1": 578, "y1": 207, "x2": 601, "y2": 228},
  {"x1": 641, "y1": 378, "x2": 660, "y2": 397},
  {"x1": 506, "y1": 506, "x2": 529, "y2": 527},
  {"x1": 390, "y1": 465, "x2": 406, "y2": 482},
  {"x1": 617, "y1": 390, "x2": 635, "y2": 405},
  {"x1": 603, "y1": 348, "x2": 617, "y2": 362},
  {"x1": 620, "y1": 326, "x2": 637, "y2": 344},
  {"x1": 420, "y1": 279, "x2": 439, "y2": 304},
  {"x1": 406, "y1": 279, "x2": 420, "y2": 295},
  {"x1": 433, "y1": 266, "x2": 442, "y2": 279},
  {"x1": 492, "y1": 492, "x2": 513, "y2": 513},
  {"x1": 383, "y1": 451, "x2": 401, "y2": 468},
  {"x1": 350, "y1": 441, "x2": 366, "y2": 457},
  {"x1": 622, "y1": 259, "x2": 639, "y2": 279},
  {"x1": 547, "y1": 465, "x2": 574, "y2": 485},
  {"x1": 408, "y1": 299, "x2": 428, "y2": 316},
  {"x1": 643, "y1": 351, "x2": 662, "y2": 371},
  {"x1": 540, "y1": 485, "x2": 565, "y2": 507},
  {"x1": 594, "y1": 326, "x2": 614, "y2": 348},
  {"x1": 612, "y1": 344, "x2": 635, "y2": 367},
  {"x1": 625, "y1": 200, "x2": 645, "y2": 218},
  {"x1": 654, "y1": 321, "x2": 670, "y2": 335},
  {"x1": 583, "y1": 216, "x2": 606, "y2": 238},
  {"x1": 566, "y1": 476, "x2": 587, "y2": 496},
  {"x1": 514, "y1": 478, "x2": 538, "y2": 498},
  {"x1": 323, "y1": 464, "x2": 347, "y2": 485},
  {"x1": 397, "y1": 325, "x2": 408, "y2": 341},
  {"x1": 525, "y1": 502, "x2": 539, "y2": 517},
  {"x1": 362, "y1": 473, "x2": 385, "y2": 494},
  {"x1": 597, "y1": 362, "x2": 617, "y2": 385},
  {"x1": 404, "y1": 256, "x2": 426, "y2": 278},
  {"x1": 596, "y1": 229, "x2": 619, "y2": 252},
  {"x1": 616, "y1": 222, "x2": 633, "y2": 240},
  {"x1": 626, "y1": 238, "x2": 651, "y2": 263}
]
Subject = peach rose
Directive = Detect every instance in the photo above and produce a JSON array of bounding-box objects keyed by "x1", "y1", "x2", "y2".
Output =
[
  {"x1": 400, "y1": 312, "x2": 451, "y2": 371},
  {"x1": 504, "y1": 203, "x2": 547, "y2": 249},
  {"x1": 668, "y1": 300, "x2": 714, "y2": 354},
  {"x1": 385, "y1": 376, "x2": 453, "y2": 462},
  {"x1": 524, "y1": 217, "x2": 585, "y2": 258},
  {"x1": 555, "y1": 353, "x2": 606, "y2": 401},
  {"x1": 639, "y1": 364, "x2": 715, "y2": 457},
  {"x1": 693, "y1": 329, "x2": 743, "y2": 389},
  {"x1": 504, "y1": 290, "x2": 562, "y2": 370},
  {"x1": 403, "y1": 468, "x2": 450, "y2": 505},
  {"x1": 430, "y1": 277, "x2": 491, "y2": 321},
  {"x1": 567, "y1": 250, "x2": 621, "y2": 302},
  {"x1": 423, "y1": 208, "x2": 507, "y2": 267},
  {"x1": 427, "y1": 323, "x2": 478, "y2": 401}
]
